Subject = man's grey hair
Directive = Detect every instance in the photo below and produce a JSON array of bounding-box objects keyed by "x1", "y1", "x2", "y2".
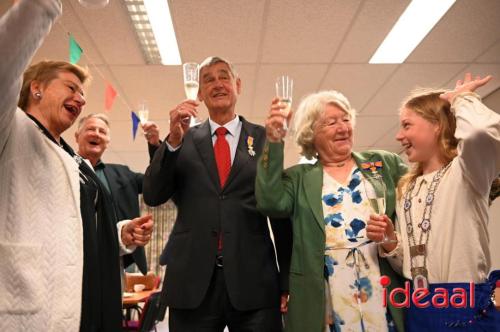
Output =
[
  {"x1": 199, "y1": 56, "x2": 238, "y2": 78},
  {"x1": 77, "y1": 113, "x2": 110, "y2": 133}
]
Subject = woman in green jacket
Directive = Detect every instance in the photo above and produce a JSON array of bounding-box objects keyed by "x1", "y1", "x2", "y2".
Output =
[{"x1": 255, "y1": 90, "x2": 407, "y2": 332}]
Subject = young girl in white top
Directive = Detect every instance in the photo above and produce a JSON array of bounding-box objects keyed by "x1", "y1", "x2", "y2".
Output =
[{"x1": 367, "y1": 73, "x2": 500, "y2": 331}]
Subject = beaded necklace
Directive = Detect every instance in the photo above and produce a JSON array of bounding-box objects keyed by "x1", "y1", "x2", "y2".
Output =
[{"x1": 403, "y1": 163, "x2": 451, "y2": 289}]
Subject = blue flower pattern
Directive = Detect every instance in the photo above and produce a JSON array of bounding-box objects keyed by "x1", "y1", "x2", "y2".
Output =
[
  {"x1": 322, "y1": 168, "x2": 390, "y2": 331},
  {"x1": 323, "y1": 169, "x2": 366, "y2": 242},
  {"x1": 325, "y1": 255, "x2": 338, "y2": 277},
  {"x1": 345, "y1": 218, "x2": 366, "y2": 242}
]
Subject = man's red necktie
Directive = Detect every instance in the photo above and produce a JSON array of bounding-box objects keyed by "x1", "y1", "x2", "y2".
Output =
[
  {"x1": 214, "y1": 127, "x2": 231, "y2": 251},
  {"x1": 214, "y1": 127, "x2": 231, "y2": 188}
]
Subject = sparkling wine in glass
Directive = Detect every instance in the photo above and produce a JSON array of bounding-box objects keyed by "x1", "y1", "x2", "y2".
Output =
[
  {"x1": 363, "y1": 174, "x2": 396, "y2": 244},
  {"x1": 137, "y1": 101, "x2": 149, "y2": 125},
  {"x1": 275, "y1": 75, "x2": 293, "y2": 131},
  {"x1": 184, "y1": 81, "x2": 199, "y2": 101},
  {"x1": 183, "y1": 62, "x2": 200, "y2": 127}
]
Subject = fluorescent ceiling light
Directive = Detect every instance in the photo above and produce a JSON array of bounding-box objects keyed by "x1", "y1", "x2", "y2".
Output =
[
  {"x1": 143, "y1": 0, "x2": 181, "y2": 65},
  {"x1": 125, "y1": 0, "x2": 181, "y2": 65},
  {"x1": 369, "y1": 0, "x2": 456, "y2": 64}
]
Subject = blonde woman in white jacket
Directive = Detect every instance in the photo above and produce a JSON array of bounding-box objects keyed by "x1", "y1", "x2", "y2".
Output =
[{"x1": 0, "y1": 1, "x2": 153, "y2": 331}]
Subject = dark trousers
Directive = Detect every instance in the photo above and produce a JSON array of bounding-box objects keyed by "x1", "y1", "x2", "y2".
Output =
[{"x1": 169, "y1": 266, "x2": 282, "y2": 332}]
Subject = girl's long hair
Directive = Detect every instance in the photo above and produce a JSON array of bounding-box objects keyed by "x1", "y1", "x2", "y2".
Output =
[{"x1": 397, "y1": 89, "x2": 458, "y2": 198}]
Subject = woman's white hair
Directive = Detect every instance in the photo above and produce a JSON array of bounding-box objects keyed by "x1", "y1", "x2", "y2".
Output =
[{"x1": 292, "y1": 90, "x2": 356, "y2": 160}]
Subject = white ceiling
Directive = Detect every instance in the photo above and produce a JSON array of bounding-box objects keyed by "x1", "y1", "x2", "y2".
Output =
[{"x1": 3, "y1": 0, "x2": 500, "y2": 171}]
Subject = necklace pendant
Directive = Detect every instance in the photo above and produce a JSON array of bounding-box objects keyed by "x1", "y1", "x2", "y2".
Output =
[
  {"x1": 410, "y1": 244, "x2": 426, "y2": 257},
  {"x1": 413, "y1": 274, "x2": 429, "y2": 289},
  {"x1": 425, "y1": 193, "x2": 434, "y2": 204},
  {"x1": 419, "y1": 219, "x2": 431, "y2": 232},
  {"x1": 404, "y1": 199, "x2": 412, "y2": 211},
  {"x1": 411, "y1": 267, "x2": 429, "y2": 289}
]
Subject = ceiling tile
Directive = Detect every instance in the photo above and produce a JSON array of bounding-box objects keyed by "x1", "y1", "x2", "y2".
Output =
[
  {"x1": 370, "y1": 123, "x2": 402, "y2": 151},
  {"x1": 31, "y1": 1, "x2": 105, "y2": 65},
  {"x1": 335, "y1": 0, "x2": 410, "y2": 63},
  {"x1": 252, "y1": 64, "x2": 328, "y2": 120},
  {"x1": 476, "y1": 39, "x2": 500, "y2": 64},
  {"x1": 362, "y1": 64, "x2": 465, "y2": 116},
  {"x1": 353, "y1": 115, "x2": 399, "y2": 147},
  {"x1": 406, "y1": 0, "x2": 500, "y2": 63},
  {"x1": 320, "y1": 64, "x2": 397, "y2": 110},
  {"x1": 260, "y1": 0, "x2": 362, "y2": 63},
  {"x1": 68, "y1": 0, "x2": 145, "y2": 65},
  {"x1": 109, "y1": 64, "x2": 187, "y2": 122},
  {"x1": 170, "y1": 0, "x2": 266, "y2": 63},
  {"x1": 445, "y1": 64, "x2": 500, "y2": 97}
]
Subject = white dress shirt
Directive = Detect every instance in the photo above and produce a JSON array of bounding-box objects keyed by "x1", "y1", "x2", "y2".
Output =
[{"x1": 166, "y1": 115, "x2": 242, "y2": 165}]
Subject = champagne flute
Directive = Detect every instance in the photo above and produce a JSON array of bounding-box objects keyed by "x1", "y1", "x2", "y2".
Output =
[
  {"x1": 183, "y1": 62, "x2": 199, "y2": 127},
  {"x1": 275, "y1": 75, "x2": 293, "y2": 131},
  {"x1": 137, "y1": 101, "x2": 149, "y2": 125},
  {"x1": 362, "y1": 174, "x2": 396, "y2": 244}
]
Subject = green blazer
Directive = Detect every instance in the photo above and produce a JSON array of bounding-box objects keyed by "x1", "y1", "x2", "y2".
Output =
[{"x1": 255, "y1": 142, "x2": 408, "y2": 332}]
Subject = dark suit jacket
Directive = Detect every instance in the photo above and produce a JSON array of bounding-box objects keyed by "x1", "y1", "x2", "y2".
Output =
[
  {"x1": 101, "y1": 163, "x2": 148, "y2": 274},
  {"x1": 143, "y1": 117, "x2": 292, "y2": 311}
]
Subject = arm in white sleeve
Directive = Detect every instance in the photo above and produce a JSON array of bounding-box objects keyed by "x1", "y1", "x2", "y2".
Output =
[
  {"x1": 379, "y1": 231, "x2": 404, "y2": 275},
  {"x1": 453, "y1": 93, "x2": 500, "y2": 197},
  {"x1": 0, "y1": 0, "x2": 61, "y2": 152},
  {"x1": 117, "y1": 220, "x2": 137, "y2": 255}
]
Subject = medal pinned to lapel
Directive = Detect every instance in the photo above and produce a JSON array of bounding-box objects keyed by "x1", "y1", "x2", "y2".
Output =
[
  {"x1": 361, "y1": 160, "x2": 383, "y2": 174},
  {"x1": 247, "y1": 136, "x2": 256, "y2": 156}
]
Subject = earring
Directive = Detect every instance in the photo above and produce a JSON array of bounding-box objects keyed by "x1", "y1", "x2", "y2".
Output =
[{"x1": 34, "y1": 92, "x2": 42, "y2": 99}]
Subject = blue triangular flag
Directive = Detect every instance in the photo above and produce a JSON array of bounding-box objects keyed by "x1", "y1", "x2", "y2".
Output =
[{"x1": 131, "y1": 111, "x2": 140, "y2": 140}]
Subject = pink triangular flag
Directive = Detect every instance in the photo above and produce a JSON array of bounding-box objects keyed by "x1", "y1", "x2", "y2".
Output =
[{"x1": 104, "y1": 83, "x2": 117, "y2": 111}]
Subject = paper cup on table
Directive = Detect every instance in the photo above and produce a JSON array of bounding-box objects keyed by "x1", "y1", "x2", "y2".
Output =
[{"x1": 133, "y1": 284, "x2": 146, "y2": 292}]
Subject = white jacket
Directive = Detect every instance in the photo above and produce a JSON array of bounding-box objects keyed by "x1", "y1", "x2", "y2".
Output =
[{"x1": 0, "y1": 0, "x2": 84, "y2": 331}]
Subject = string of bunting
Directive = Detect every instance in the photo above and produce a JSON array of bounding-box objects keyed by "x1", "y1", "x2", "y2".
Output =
[{"x1": 62, "y1": 22, "x2": 141, "y2": 139}]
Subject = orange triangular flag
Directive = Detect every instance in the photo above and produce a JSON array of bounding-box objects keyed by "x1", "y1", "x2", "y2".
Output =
[{"x1": 104, "y1": 83, "x2": 117, "y2": 111}]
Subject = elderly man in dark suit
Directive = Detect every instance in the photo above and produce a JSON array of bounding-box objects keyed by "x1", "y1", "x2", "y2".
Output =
[
  {"x1": 75, "y1": 113, "x2": 161, "y2": 274},
  {"x1": 143, "y1": 56, "x2": 292, "y2": 332}
]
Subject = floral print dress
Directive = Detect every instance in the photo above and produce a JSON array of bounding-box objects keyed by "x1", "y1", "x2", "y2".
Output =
[{"x1": 322, "y1": 167, "x2": 393, "y2": 332}]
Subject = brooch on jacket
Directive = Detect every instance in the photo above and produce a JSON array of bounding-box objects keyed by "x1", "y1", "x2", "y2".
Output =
[
  {"x1": 247, "y1": 136, "x2": 255, "y2": 156},
  {"x1": 361, "y1": 161, "x2": 383, "y2": 174}
]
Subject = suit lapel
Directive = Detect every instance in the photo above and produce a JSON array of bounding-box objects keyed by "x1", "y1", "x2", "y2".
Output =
[
  {"x1": 303, "y1": 163, "x2": 325, "y2": 234},
  {"x1": 192, "y1": 120, "x2": 220, "y2": 190},
  {"x1": 223, "y1": 118, "x2": 255, "y2": 190},
  {"x1": 102, "y1": 165, "x2": 118, "y2": 197}
]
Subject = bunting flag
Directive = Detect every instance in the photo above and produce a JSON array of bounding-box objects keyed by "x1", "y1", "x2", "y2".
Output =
[
  {"x1": 131, "y1": 112, "x2": 140, "y2": 140},
  {"x1": 104, "y1": 83, "x2": 117, "y2": 111},
  {"x1": 69, "y1": 35, "x2": 83, "y2": 64}
]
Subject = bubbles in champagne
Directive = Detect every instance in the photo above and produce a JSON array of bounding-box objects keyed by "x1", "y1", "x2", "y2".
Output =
[
  {"x1": 184, "y1": 81, "x2": 199, "y2": 101},
  {"x1": 138, "y1": 110, "x2": 149, "y2": 124}
]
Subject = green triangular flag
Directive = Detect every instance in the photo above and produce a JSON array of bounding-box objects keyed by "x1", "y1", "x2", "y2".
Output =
[{"x1": 69, "y1": 35, "x2": 83, "y2": 64}]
